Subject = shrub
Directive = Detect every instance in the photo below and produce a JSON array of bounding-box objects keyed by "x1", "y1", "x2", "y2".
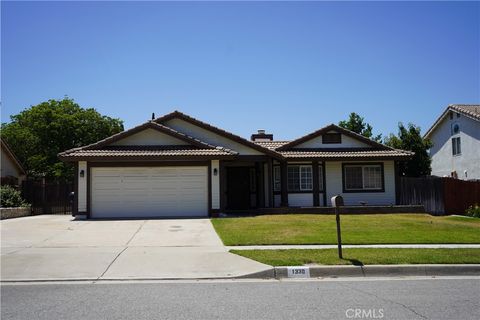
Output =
[
  {"x1": 0, "y1": 185, "x2": 28, "y2": 208},
  {"x1": 465, "y1": 204, "x2": 480, "y2": 218}
]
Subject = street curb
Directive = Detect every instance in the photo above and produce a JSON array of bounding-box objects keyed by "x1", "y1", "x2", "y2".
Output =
[
  {"x1": 270, "y1": 264, "x2": 480, "y2": 279},
  {"x1": 1, "y1": 265, "x2": 478, "y2": 283}
]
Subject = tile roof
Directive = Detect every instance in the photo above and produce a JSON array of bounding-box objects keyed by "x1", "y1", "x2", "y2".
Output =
[
  {"x1": 424, "y1": 104, "x2": 480, "y2": 138},
  {"x1": 254, "y1": 141, "x2": 290, "y2": 150},
  {"x1": 279, "y1": 149, "x2": 413, "y2": 159},
  {"x1": 449, "y1": 104, "x2": 480, "y2": 121},
  {"x1": 59, "y1": 110, "x2": 413, "y2": 161},
  {"x1": 59, "y1": 146, "x2": 237, "y2": 159},
  {"x1": 254, "y1": 142, "x2": 412, "y2": 159}
]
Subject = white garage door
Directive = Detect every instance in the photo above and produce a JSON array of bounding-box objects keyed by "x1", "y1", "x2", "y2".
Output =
[{"x1": 91, "y1": 167, "x2": 208, "y2": 218}]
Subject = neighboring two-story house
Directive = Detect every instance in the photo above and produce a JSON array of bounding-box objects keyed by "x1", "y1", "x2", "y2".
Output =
[{"x1": 424, "y1": 104, "x2": 480, "y2": 180}]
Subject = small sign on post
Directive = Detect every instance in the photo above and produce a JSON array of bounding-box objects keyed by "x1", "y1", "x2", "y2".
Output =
[{"x1": 331, "y1": 195, "x2": 344, "y2": 259}]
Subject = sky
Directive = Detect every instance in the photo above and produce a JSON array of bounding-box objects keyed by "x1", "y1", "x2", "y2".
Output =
[{"x1": 2, "y1": 1, "x2": 479, "y2": 141}]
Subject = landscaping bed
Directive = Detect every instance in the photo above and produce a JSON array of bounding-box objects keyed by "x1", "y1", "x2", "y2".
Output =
[
  {"x1": 212, "y1": 214, "x2": 480, "y2": 245},
  {"x1": 231, "y1": 248, "x2": 480, "y2": 266}
]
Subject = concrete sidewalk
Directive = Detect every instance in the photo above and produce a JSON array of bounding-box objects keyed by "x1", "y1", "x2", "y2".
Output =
[
  {"x1": 1, "y1": 215, "x2": 271, "y2": 281},
  {"x1": 227, "y1": 244, "x2": 480, "y2": 250}
]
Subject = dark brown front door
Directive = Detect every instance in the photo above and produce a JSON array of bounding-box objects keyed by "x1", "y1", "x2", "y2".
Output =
[{"x1": 227, "y1": 167, "x2": 251, "y2": 210}]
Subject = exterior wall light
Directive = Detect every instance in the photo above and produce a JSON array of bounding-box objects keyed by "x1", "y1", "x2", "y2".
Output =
[
  {"x1": 213, "y1": 168, "x2": 218, "y2": 176},
  {"x1": 80, "y1": 169, "x2": 85, "y2": 178}
]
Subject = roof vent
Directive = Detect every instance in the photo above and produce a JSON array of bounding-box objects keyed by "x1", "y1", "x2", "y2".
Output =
[{"x1": 251, "y1": 129, "x2": 273, "y2": 142}]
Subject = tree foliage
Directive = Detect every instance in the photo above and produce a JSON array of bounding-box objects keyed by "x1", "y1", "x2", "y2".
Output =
[
  {"x1": 1, "y1": 98, "x2": 124, "y2": 181},
  {"x1": 338, "y1": 112, "x2": 382, "y2": 142},
  {"x1": 384, "y1": 123, "x2": 433, "y2": 177}
]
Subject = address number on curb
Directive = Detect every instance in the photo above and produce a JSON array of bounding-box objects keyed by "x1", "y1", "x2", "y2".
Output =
[{"x1": 287, "y1": 266, "x2": 310, "y2": 278}]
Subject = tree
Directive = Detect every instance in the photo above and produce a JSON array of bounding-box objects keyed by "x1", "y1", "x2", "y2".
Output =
[
  {"x1": 338, "y1": 112, "x2": 382, "y2": 142},
  {"x1": 1, "y1": 98, "x2": 124, "y2": 181},
  {"x1": 384, "y1": 123, "x2": 433, "y2": 177}
]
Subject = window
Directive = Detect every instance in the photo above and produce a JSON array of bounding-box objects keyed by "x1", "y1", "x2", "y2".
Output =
[
  {"x1": 322, "y1": 133, "x2": 342, "y2": 144},
  {"x1": 343, "y1": 164, "x2": 383, "y2": 191},
  {"x1": 273, "y1": 166, "x2": 281, "y2": 192},
  {"x1": 287, "y1": 165, "x2": 312, "y2": 191},
  {"x1": 452, "y1": 137, "x2": 461, "y2": 156},
  {"x1": 451, "y1": 123, "x2": 460, "y2": 135}
]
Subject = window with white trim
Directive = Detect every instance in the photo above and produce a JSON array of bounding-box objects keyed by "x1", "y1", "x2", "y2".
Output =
[
  {"x1": 344, "y1": 164, "x2": 383, "y2": 191},
  {"x1": 287, "y1": 165, "x2": 312, "y2": 191},
  {"x1": 273, "y1": 166, "x2": 281, "y2": 192},
  {"x1": 452, "y1": 137, "x2": 461, "y2": 156}
]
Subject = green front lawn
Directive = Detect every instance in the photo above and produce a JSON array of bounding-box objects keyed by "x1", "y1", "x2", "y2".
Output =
[
  {"x1": 212, "y1": 214, "x2": 480, "y2": 245},
  {"x1": 231, "y1": 248, "x2": 480, "y2": 266}
]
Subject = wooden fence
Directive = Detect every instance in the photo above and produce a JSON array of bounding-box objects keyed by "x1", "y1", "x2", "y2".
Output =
[{"x1": 398, "y1": 176, "x2": 480, "y2": 215}]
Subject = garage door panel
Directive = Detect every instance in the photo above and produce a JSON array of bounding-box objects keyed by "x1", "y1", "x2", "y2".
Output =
[{"x1": 91, "y1": 166, "x2": 208, "y2": 218}]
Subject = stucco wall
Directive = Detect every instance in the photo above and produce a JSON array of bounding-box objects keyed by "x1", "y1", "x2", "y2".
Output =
[
  {"x1": 325, "y1": 160, "x2": 396, "y2": 206},
  {"x1": 296, "y1": 131, "x2": 371, "y2": 149},
  {"x1": 211, "y1": 160, "x2": 220, "y2": 210},
  {"x1": 111, "y1": 128, "x2": 189, "y2": 146},
  {"x1": 1, "y1": 148, "x2": 23, "y2": 179},
  {"x1": 288, "y1": 193, "x2": 313, "y2": 207},
  {"x1": 78, "y1": 161, "x2": 87, "y2": 213},
  {"x1": 164, "y1": 118, "x2": 264, "y2": 155},
  {"x1": 429, "y1": 114, "x2": 480, "y2": 180}
]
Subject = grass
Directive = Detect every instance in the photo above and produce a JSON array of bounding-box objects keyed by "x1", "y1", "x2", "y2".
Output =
[
  {"x1": 211, "y1": 214, "x2": 480, "y2": 245},
  {"x1": 231, "y1": 248, "x2": 480, "y2": 266}
]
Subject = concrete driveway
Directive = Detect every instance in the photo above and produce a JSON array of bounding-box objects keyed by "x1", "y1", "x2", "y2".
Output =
[{"x1": 1, "y1": 215, "x2": 270, "y2": 281}]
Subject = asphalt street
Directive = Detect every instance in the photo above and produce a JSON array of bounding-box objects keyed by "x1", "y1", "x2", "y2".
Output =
[{"x1": 1, "y1": 277, "x2": 479, "y2": 320}]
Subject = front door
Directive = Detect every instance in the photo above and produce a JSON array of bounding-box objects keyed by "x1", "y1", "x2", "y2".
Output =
[{"x1": 226, "y1": 167, "x2": 251, "y2": 210}]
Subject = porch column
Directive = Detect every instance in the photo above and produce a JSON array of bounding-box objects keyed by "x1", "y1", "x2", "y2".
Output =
[
  {"x1": 280, "y1": 161, "x2": 288, "y2": 207},
  {"x1": 267, "y1": 159, "x2": 273, "y2": 207},
  {"x1": 312, "y1": 160, "x2": 320, "y2": 206}
]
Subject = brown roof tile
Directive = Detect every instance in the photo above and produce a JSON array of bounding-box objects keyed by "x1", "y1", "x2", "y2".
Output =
[
  {"x1": 425, "y1": 104, "x2": 480, "y2": 138},
  {"x1": 280, "y1": 149, "x2": 413, "y2": 159},
  {"x1": 59, "y1": 147, "x2": 236, "y2": 160}
]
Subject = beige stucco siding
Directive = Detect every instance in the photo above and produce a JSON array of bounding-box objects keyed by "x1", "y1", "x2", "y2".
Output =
[
  {"x1": 164, "y1": 118, "x2": 264, "y2": 155},
  {"x1": 325, "y1": 160, "x2": 396, "y2": 206},
  {"x1": 111, "y1": 128, "x2": 189, "y2": 146},
  {"x1": 296, "y1": 132, "x2": 371, "y2": 149},
  {"x1": 1, "y1": 148, "x2": 23, "y2": 179},
  {"x1": 78, "y1": 161, "x2": 88, "y2": 213},
  {"x1": 211, "y1": 160, "x2": 220, "y2": 210}
]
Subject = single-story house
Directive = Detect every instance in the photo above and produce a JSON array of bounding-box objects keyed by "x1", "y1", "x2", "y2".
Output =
[
  {"x1": 424, "y1": 104, "x2": 480, "y2": 180},
  {"x1": 1, "y1": 138, "x2": 26, "y2": 186},
  {"x1": 59, "y1": 110, "x2": 413, "y2": 219}
]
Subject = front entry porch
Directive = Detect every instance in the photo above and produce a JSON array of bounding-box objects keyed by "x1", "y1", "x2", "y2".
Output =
[{"x1": 220, "y1": 158, "x2": 272, "y2": 211}]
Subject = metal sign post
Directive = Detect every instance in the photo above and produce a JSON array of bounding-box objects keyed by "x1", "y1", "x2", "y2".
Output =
[{"x1": 331, "y1": 195, "x2": 344, "y2": 259}]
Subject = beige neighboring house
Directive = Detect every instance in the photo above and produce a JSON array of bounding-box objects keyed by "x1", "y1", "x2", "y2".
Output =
[{"x1": 1, "y1": 138, "x2": 26, "y2": 185}]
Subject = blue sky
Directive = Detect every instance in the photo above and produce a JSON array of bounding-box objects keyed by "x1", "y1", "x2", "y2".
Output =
[{"x1": 2, "y1": 1, "x2": 479, "y2": 140}]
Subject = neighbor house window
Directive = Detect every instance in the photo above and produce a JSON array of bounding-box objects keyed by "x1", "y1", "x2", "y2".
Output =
[
  {"x1": 322, "y1": 133, "x2": 342, "y2": 144},
  {"x1": 452, "y1": 137, "x2": 461, "y2": 156},
  {"x1": 273, "y1": 166, "x2": 281, "y2": 192},
  {"x1": 287, "y1": 165, "x2": 312, "y2": 191},
  {"x1": 343, "y1": 164, "x2": 383, "y2": 191}
]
